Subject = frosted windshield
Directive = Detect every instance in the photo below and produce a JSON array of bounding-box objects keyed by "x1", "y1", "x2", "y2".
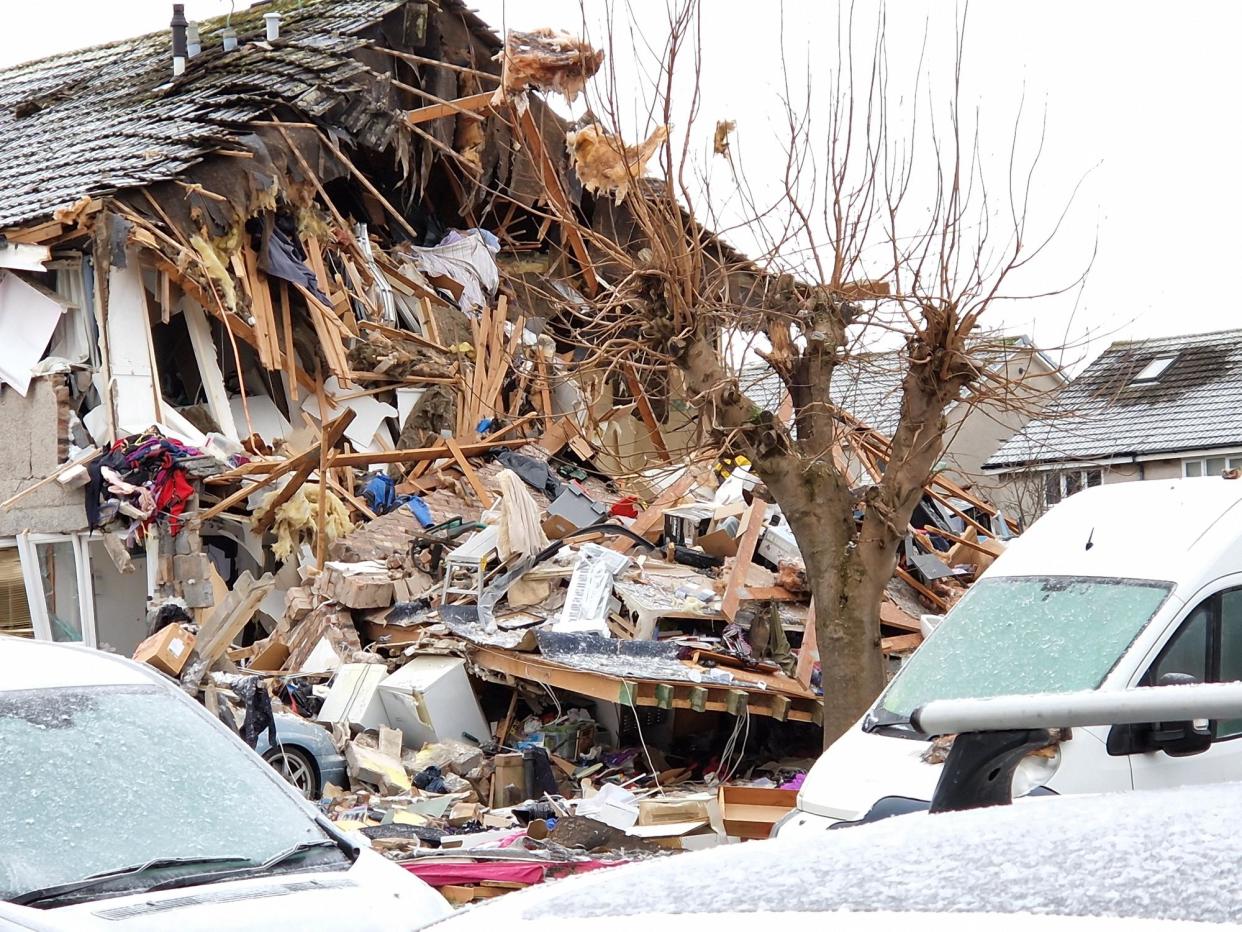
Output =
[{"x1": 879, "y1": 576, "x2": 1172, "y2": 720}]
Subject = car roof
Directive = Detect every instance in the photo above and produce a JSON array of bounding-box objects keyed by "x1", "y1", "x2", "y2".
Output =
[
  {"x1": 431, "y1": 782, "x2": 1242, "y2": 926},
  {"x1": 987, "y1": 477, "x2": 1242, "y2": 584},
  {"x1": 0, "y1": 635, "x2": 156, "y2": 691}
]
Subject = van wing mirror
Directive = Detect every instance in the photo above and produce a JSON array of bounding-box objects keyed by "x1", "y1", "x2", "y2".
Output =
[
  {"x1": 1108, "y1": 718, "x2": 1213, "y2": 757},
  {"x1": 1106, "y1": 672, "x2": 1213, "y2": 757}
]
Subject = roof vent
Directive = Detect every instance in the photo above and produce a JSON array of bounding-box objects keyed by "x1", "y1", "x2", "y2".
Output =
[
  {"x1": 1133, "y1": 355, "x2": 1177, "y2": 383},
  {"x1": 221, "y1": 26, "x2": 238, "y2": 52},
  {"x1": 170, "y1": 4, "x2": 188, "y2": 76},
  {"x1": 187, "y1": 21, "x2": 201, "y2": 58},
  {"x1": 264, "y1": 12, "x2": 282, "y2": 41}
]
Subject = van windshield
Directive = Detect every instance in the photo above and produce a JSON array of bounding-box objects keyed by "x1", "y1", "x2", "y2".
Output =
[
  {"x1": 877, "y1": 576, "x2": 1173, "y2": 722},
  {"x1": 0, "y1": 685, "x2": 342, "y2": 904}
]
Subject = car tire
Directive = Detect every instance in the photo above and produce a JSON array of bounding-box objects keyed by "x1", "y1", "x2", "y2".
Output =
[{"x1": 263, "y1": 745, "x2": 320, "y2": 799}]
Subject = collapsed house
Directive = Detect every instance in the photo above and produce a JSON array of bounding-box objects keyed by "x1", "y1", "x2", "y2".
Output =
[{"x1": 0, "y1": 0, "x2": 1019, "y2": 899}]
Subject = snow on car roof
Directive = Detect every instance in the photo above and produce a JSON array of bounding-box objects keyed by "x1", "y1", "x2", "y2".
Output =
[
  {"x1": 0, "y1": 636, "x2": 154, "y2": 691},
  {"x1": 435, "y1": 783, "x2": 1242, "y2": 926}
]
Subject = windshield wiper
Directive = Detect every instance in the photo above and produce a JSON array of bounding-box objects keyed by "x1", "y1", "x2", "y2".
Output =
[
  {"x1": 862, "y1": 709, "x2": 910, "y2": 733},
  {"x1": 143, "y1": 840, "x2": 343, "y2": 893},
  {"x1": 10, "y1": 855, "x2": 250, "y2": 906}
]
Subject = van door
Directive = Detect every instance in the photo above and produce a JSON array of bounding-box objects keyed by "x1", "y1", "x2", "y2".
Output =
[{"x1": 1128, "y1": 586, "x2": 1242, "y2": 789}]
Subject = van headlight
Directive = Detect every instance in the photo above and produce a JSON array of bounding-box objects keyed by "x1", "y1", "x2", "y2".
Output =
[{"x1": 1012, "y1": 746, "x2": 1061, "y2": 797}]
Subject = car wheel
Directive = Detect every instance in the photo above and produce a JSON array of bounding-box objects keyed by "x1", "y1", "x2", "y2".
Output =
[{"x1": 263, "y1": 746, "x2": 319, "y2": 799}]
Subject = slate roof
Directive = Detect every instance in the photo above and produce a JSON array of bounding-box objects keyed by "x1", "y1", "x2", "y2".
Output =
[
  {"x1": 985, "y1": 328, "x2": 1242, "y2": 469},
  {"x1": 0, "y1": 0, "x2": 405, "y2": 230},
  {"x1": 740, "y1": 353, "x2": 907, "y2": 435}
]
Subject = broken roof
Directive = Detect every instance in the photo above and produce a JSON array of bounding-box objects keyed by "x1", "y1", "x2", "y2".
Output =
[
  {"x1": 985, "y1": 328, "x2": 1242, "y2": 469},
  {"x1": 0, "y1": 0, "x2": 413, "y2": 230}
]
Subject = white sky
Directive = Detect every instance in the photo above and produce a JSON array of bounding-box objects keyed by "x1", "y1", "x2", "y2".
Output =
[{"x1": 2, "y1": 1, "x2": 1236, "y2": 371}]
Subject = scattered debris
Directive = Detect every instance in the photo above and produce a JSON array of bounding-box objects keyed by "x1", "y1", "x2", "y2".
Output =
[{"x1": 0, "y1": 0, "x2": 1020, "y2": 907}]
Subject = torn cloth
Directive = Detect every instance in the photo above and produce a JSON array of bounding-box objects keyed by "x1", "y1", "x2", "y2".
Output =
[
  {"x1": 232, "y1": 676, "x2": 278, "y2": 750},
  {"x1": 85, "y1": 434, "x2": 200, "y2": 538},
  {"x1": 401, "y1": 231, "x2": 498, "y2": 312},
  {"x1": 495, "y1": 449, "x2": 563, "y2": 498},
  {"x1": 261, "y1": 225, "x2": 330, "y2": 305},
  {"x1": 496, "y1": 468, "x2": 549, "y2": 561}
]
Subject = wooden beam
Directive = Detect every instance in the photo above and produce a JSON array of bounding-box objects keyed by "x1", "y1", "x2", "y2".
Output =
[
  {"x1": 294, "y1": 283, "x2": 351, "y2": 383},
  {"x1": 280, "y1": 283, "x2": 299, "y2": 402},
  {"x1": 404, "y1": 90, "x2": 494, "y2": 126},
  {"x1": 795, "y1": 598, "x2": 818, "y2": 690},
  {"x1": 511, "y1": 103, "x2": 599, "y2": 295},
  {"x1": 315, "y1": 374, "x2": 331, "y2": 570},
  {"x1": 921, "y1": 525, "x2": 1003, "y2": 559},
  {"x1": 623, "y1": 364, "x2": 671, "y2": 463},
  {"x1": 895, "y1": 565, "x2": 949, "y2": 613},
  {"x1": 445, "y1": 436, "x2": 494, "y2": 507},
  {"x1": 182, "y1": 571, "x2": 276, "y2": 689},
  {"x1": 195, "y1": 454, "x2": 306, "y2": 525},
  {"x1": 241, "y1": 245, "x2": 280, "y2": 369},
  {"x1": 327, "y1": 437, "x2": 528, "y2": 469},
  {"x1": 720, "y1": 498, "x2": 768, "y2": 620},
  {"x1": 0, "y1": 450, "x2": 102, "y2": 511},
  {"x1": 881, "y1": 632, "x2": 924, "y2": 653}
]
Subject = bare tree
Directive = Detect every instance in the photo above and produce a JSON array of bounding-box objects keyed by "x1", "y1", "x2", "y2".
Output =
[{"x1": 496, "y1": 1, "x2": 1082, "y2": 745}]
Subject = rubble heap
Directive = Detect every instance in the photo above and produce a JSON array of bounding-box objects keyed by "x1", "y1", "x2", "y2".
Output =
[{"x1": 0, "y1": 0, "x2": 1019, "y2": 904}]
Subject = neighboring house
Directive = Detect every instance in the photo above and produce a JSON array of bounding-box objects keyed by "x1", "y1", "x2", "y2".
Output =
[
  {"x1": 741, "y1": 336, "x2": 1064, "y2": 509},
  {"x1": 984, "y1": 328, "x2": 1242, "y2": 522}
]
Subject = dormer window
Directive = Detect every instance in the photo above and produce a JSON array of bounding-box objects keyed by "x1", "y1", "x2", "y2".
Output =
[{"x1": 1133, "y1": 355, "x2": 1177, "y2": 382}]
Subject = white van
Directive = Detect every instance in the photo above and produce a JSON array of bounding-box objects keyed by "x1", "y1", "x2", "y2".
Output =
[
  {"x1": 0, "y1": 637, "x2": 452, "y2": 930},
  {"x1": 778, "y1": 477, "x2": 1242, "y2": 837}
]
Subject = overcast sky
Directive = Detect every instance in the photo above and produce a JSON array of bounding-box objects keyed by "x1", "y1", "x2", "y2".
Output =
[{"x1": 2, "y1": 1, "x2": 1235, "y2": 371}]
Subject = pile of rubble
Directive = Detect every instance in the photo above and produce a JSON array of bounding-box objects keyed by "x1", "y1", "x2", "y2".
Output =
[{"x1": 0, "y1": 0, "x2": 1019, "y2": 905}]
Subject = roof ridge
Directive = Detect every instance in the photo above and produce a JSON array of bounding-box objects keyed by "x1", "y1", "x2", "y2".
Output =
[
  {"x1": 0, "y1": 0, "x2": 354, "y2": 78},
  {"x1": 1106, "y1": 327, "x2": 1242, "y2": 350}
]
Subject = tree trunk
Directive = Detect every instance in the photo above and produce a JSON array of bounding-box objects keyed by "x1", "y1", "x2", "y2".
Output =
[{"x1": 755, "y1": 456, "x2": 887, "y2": 748}]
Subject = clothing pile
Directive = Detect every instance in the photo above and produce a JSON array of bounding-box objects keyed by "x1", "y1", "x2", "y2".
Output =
[{"x1": 85, "y1": 433, "x2": 201, "y2": 543}]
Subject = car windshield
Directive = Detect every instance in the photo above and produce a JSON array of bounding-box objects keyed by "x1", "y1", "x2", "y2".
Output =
[
  {"x1": 0, "y1": 684, "x2": 337, "y2": 902},
  {"x1": 877, "y1": 575, "x2": 1173, "y2": 721}
]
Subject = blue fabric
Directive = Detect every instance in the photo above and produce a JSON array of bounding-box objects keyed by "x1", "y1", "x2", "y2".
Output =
[
  {"x1": 405, "y1": 495, "x2": 433, "y2": 527},
  {"x1": 362, "y1": 473, "x2": 397, "y2": 515}
]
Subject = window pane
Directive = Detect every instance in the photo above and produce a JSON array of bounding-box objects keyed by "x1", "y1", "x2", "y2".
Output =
[
  {"x1": 1207, "y1": 458, "x2": 1228, "y2": 477},
  {"x1": 35, "y1": 542, "x2": 81, "y2": 643},
  {"x1": 1185, "y1": 461, "x2": 1203, "y2": 478},
  {"x1": 1065, "y1": 472, "x2": 1083, "y2": 496},
  {"x1": 880, "y1": 577, "x2": 1172, "y2": 719},
  {"x1": 0, "y1": 549, "x2": 32, "y2": 638},
  {"x1": 1218, "y1": 590, "x2": 1242, "y2": 737},
  {"x1": 1045, "y1": 473, "x2": 1062, "y2": 506},
  {"x1": 1151, "y1": 604, "x2": 1209, "y2": 686},
  {"x1": 1086, "y1": 470, "x2": 1102, "y2": 488}
]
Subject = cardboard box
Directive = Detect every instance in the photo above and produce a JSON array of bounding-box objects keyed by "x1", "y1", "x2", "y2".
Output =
[
  {"x1": 542, "y1": 513, "x2": 578, "y2": 540},
  {"x1": 133, "y1": 624, "x2": 196, "y2": 677},
  {"x1": 638, "y1": 796, "x2": 712, "y2": 826},
  {"x1": 248, "y1": 636, "x2": 290, "y2": 673},
  {"x1": 718, "y1": 785, "x2": 798, "y2": 840}
]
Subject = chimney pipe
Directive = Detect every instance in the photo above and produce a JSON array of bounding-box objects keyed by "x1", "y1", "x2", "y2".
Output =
[
  {"x1": 170, "y1": 4, "x2": 188, "y2": 76},
  {"x1": 264, "y1": 12, "x2": 282, "y2": 41},
  {"x1": 186, "y1": 22, "x2": 201, "y2": 58},
  {"x1": 221, "y1": 26, "x2": 238, "y2": 52}
]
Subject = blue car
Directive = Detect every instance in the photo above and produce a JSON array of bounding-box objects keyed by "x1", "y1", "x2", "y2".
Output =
[{"x1": 255, "y1": 713, "x2": 348, "y2": 799}]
